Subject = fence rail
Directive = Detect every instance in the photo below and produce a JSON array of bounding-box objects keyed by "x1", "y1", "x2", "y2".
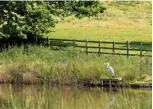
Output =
[{"x1": 0, "y1": 37, "x2": 152, "y2": 57}]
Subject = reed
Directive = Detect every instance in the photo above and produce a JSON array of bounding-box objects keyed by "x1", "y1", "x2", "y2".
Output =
[{"x1": 0, "y1": 46, "x2": 151, "y2": 84}]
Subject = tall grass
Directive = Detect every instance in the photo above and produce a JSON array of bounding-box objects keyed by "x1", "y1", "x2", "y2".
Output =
[{"x1": 0, "y1": 46, "x2": 151, "y2": 84}]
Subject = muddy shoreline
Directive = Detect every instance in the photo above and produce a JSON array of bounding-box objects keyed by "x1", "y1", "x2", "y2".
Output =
[{"x1": 0, "y1": 80, "x2": 151, "y2": 88}]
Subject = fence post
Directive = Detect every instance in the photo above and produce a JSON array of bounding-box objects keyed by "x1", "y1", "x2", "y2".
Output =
[
  {"x1": 127, "y1": 41, "x2": 129, "y2": 58},
  {"x1": 50, "y1": 39, "x2": 51, "y2": 48},
  {"x1": 113, "y1": 41, "x2": 115, "y2": 53},
  {"x1": 140, "y1": 42, "x2": 142, "y2": 57},
  {"x1": 40, "y1": 39, "x2": 42, "y2": 48},
  {"x1": 73, "y1": 39, "x2": 75, "y2": 48},
  {"x1": 59, "y1": 39, "x2": 62, "y2": 49},
  {"x1": 86, "y1": 39, "x2": 88, "y2": 54},
  {"x1": 4, "y1": 44, "x2": 6, "y2": 50},
  {"x1": 21, "y1": 41, "x2": 24, "y2": 48},
  {"x1": 98, "y1": 40, "x2": 101, "y2": 56},
  {"x1": 8, "y1": 42, "x2": 10, "y2": 49},
  {"x1": 47, "y1": 37, "x2": 50, "y2": 49}
]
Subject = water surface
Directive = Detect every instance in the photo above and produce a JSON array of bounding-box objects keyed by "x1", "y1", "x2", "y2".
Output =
[{"x1": 0, "y1": 85, "x2": 151, "y2": 109}]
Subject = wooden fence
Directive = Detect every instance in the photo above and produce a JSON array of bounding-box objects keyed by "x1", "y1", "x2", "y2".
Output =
[
  {"x1": 0, "y1": 37, "x2": 152, "y2": 57},
  {"x1": 36, "y1": 37, "x2": 152, "y2": 57}
]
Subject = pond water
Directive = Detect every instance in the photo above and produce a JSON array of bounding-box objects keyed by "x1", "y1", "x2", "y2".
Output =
[{"x1": 0, "y1": 84, "x2": 151, "y2": 109}]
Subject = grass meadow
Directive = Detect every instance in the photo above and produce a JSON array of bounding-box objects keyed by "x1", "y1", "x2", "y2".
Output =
[{"x1": 47, "y1": 2, "x2": 151, "y2": 42}]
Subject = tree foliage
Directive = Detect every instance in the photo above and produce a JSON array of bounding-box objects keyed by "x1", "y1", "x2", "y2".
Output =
[{"x1": 0, "y1": 1, "x2": 106, "y2": 39}]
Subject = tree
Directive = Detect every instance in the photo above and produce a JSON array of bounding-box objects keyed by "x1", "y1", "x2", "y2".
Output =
[{"x1": 0, "y1": 1, "x2": 106, "y2": 39}]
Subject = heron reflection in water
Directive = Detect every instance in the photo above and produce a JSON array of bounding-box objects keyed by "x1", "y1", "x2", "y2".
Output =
[{"x1": 105, "y1": 94, "x2": 115, "y2": 109}]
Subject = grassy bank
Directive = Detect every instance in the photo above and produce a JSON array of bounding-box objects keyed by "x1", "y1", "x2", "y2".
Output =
[{"x1": 0, "y1": 46, "x2": 151, "y2": 85}]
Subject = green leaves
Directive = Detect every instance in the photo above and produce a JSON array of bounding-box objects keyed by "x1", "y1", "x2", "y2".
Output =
[
  {"x1": 51, "y1": 1, "x2": 106, "y2": 18},
  {"x1": 25, "y1": 2, "x2": 55, "y2": 37},
  {"x1": 0, "y1": 1, "x2": 105, "y2": 39},
  {"x1": 1, "y1": 1, "x2": 26, "y2": 38}
]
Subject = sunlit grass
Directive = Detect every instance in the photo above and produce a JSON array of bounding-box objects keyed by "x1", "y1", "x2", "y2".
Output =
[
  {"x1": 48, "y1": 26, "x2": 151, "y2": 42},
  {"x1": 46, "y1": 2, "x2": 151, "y2": 42}
]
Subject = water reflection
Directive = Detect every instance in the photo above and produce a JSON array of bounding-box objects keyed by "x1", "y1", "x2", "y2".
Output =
[
  {"x1": 0, "y1": 84, "x2": 151, "y2": 109},
  {"x1": 105, "y1": 95, "x2": 115, "y2": 109}
]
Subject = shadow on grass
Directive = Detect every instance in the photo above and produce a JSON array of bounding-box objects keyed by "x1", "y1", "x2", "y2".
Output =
[
  {"x1": 0, "y1": 37, "x2": 78, "y2": 51},
  {"x1": 0, "y1": 37, "x2": 152, "y2": 52},
  {"x1": 129, "y1": 41, "x2": 152, "y2": 51},
  {"x1": 111, "y1": 41, "x2": 152, "y2": 51}
]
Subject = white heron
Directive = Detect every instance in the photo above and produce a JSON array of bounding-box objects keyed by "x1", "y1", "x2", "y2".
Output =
[{"x1": 104, "y1": 63, "x2": 115, "y2": 78}]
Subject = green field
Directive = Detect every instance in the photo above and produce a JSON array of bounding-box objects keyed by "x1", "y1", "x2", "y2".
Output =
[{"x1": 47, "y1": 2, "x2": 152, "y2": 42}]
